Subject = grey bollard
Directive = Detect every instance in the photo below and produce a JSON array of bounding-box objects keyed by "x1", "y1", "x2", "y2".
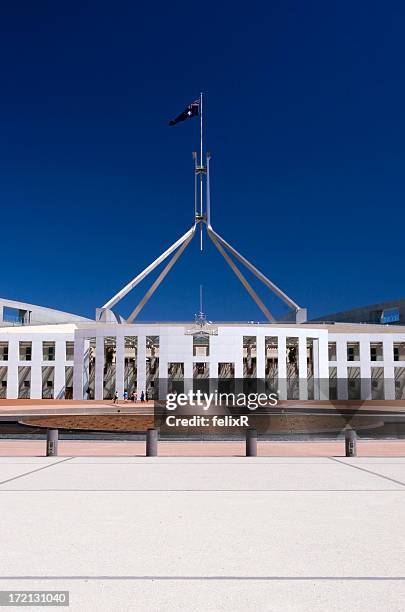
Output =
[
  {"x1": 146, "y1": 428, "x2": 158, "y2": 456},
  {"x1": 246, "y1": 428, "x2": 257, "y2": 457},
  {"x1": 46, "y1": 429, "x2": 59, "y2": 456},
  {"x1": 345, "y1": 429, "x2": 357, "y2": 457}
]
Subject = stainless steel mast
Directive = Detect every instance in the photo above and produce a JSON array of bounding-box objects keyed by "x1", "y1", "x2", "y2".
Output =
[{"x1": 98, "y1": 96, "x2": 306, "y2": 323}]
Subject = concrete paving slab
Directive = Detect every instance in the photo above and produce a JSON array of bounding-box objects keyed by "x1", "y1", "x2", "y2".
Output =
[
  {"x1": 0, "y1": 457, "x2": 63, "y2": 464},
  {"x1": 340, "y1": 459, "x2": 405, "y2": 465},
  {"x1": 0, "y1": 490, "x2": 404, "y2": 576},
  {"x1": 0, "y1": 578, "x2": 403, "y2": 612},
  {"x1": 0, "y1": 457, "x2": 404, "y2": 611},
  {"x1": 344, "y1": 463, "x2": 405, "y2": 484},
  {"x1": 67, "y1": 456, "x2": 334, "y2": 464},
  {"x1": 0, "y1": 464, "x2": 59, "y2": 483},
  {"x1": 0, "y1": 459, "x2": 403, "y2": 491}
]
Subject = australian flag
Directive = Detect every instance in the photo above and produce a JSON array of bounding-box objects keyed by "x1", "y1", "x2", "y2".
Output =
[{"x1": 169, "y1": 98, "x2": 200, "y2": 126}]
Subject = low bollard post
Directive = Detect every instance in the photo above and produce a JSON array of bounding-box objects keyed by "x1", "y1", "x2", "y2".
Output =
[
  {"x1": 345, "y1": 429, "x2": 357, "y2": 457},
  {"x1": 46, "y1": 429, "x2": 59, "y2": 457},
  {"x1": 146, "y1": 428, "x2": 158, "y2": 457},
  {"x1": 246, "y1": 428, "x2": 257, "y2": 457}
]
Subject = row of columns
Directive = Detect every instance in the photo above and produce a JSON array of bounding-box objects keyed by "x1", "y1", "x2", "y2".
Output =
[
  {"x1": 4, "y1": 339, "x2": 72, "y2": 399},
  {"x1": 73, "y1": 333, "x2": 328, "y2": 401},
  {"x1": 334, "y1": 337, "x2": 397, "y2": 400}
]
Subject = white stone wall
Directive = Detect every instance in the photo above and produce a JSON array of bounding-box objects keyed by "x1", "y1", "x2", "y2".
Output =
[
  {"x1": 0, "y1": 325, "x2": 75, "y2": 399},
  {"x1": 328, "y1": 331, "x2": 405, "y2": 400}
]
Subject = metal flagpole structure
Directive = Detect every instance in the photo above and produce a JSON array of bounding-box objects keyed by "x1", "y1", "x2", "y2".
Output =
[
  {"x1": 98, "y1": 95, "x2": 306, "y2": 323},
  {"x1": 193, "y1": 151, "x2": 198, "y2": 218},
  {"x1": 199, "y1": 92, "x2": 203, "y2": 250},
  {"x1": 126, "y1": 229, "x2": 195, "y2": 322}
]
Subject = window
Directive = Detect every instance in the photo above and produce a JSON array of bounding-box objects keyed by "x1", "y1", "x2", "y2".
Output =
[
  {"x1": 124, "y1": 336, "x2": 137, "y2": 397},
  {"x1": 329, "y1": 366, "x2": 337, "y2": 400},
  {"x1": 42, "y1": 366, "x2": 54, "y2": 399},
  {"x1": 43, "y1": 342, "x2": 55, "y2": 361},
  {"x1": 218, "y1": 362, "x2": 235, "y2": 378},
  {"x1": 197, "y1": 363, "x2": 205, "y2": 375},
  {"x1": 65, "y1": 366, "x2": 73, "y2": 400},
  {"x1": 146, "y1": 336, "x2": 159, "y2": 400},
  {"x1": 66, "y1": 341, "x2": 74, "y2": 361},
  {"x1": 0, "y1": 368, "x2": 6, "y2": 399},
  {"x1": 265, "y1": 337, "x2": 278, "y2": 378},
  {"x1": 394, "y1": 343, "x2": 405, "y2": 362},
  {"x1": 381, "y1": 307, "x2": 400, "y2": 324},
  {"x1": 18, "y1": 366, "x2": 31, "y2": 399},
  {"x1": 168, "y1": 362, "x2": 184, "y2": 394},
  {"x1": 19, "y1": 342, "x2": 32, "y2": 361},
  {"x1": 193, "y1": 335, "x2": 209, "y2": 357},
  {"x1": 347, "y1": 367, "x2": 360, "y2": 399},
  {"x1": 347, "y1": 342, "x2": 359, "y2": 361},
  {"x1": 370, "y1": 342, "x2": 383, "y2": 362},
  {"x1": 3, "y1": 306, "x2": 28, "y2": 325},
  {"x1": 286, "y1": 337, "x2": 299, "y2": 400},
  {"x1": 0, "y1": 342, "x2": 8, "y2": 361},
  {"x1": 328, "y1": 342, "x2": 337, "y2": 361},
  {"x1": 103, "y1": 337, "x2": 116, "y2": 400},
  {"x1": 168, "y1": 363, "x2": 184, "y2": 379},
  {"x1": 395, "y1": 368, "x2": 405, "y2": 399},
  {"x1": 243, "y1": 336, "x2": 257, "y2": 378},
  {"x1": 371, "y1": 367, "x2": 384, "y2": 399}
]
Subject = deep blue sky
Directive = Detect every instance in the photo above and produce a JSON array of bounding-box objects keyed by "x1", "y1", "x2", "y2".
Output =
[{"x1": 1, "y1": 0, "x2": 405, "y2": 321}]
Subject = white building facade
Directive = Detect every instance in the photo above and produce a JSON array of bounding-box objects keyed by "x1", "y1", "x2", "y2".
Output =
[{"x1": 1, "y1": 319, "x2": 405, "y2": 402}]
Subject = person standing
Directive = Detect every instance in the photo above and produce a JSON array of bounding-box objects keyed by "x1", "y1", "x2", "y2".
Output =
[
  {"x1": 140, "y1": 390, "x2": 145, "y2": 402},
  {"x1": 123, "y1": 390, "x2": 128, "y2": 402},
  {"x1": 113, "y1": 391, "x2": 118, "y2": 404}
]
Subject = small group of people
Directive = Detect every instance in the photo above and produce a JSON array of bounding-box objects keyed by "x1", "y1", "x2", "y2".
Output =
[{"x1": 113, "y1": 389, "x2": 147, "y2": 404}]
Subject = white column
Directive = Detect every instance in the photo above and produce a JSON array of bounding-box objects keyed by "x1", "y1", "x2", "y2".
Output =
[
  {"x1": 383, "y1": 338, "x2": 395, "y2": 400},
  {"x1": 73, "y1": 335, "x2": 84, "y2": 400},
  {"x1": 158, "y1": 337, "x2": 168, "y2": 400},
  {"x1": 234, "y1": 336, "x2": 244, "y2": 396},
  {"x1": 115, "y1": 335, "x2": 124, "y2": 398},
  {"x1": 54, "y1": 340, "x2": 66, "y2": 399},
  {"x1": 137, "y1": 335, "x2": 146, "y2": 397},
  {"x1": 30, "y1": 339, "x2": 42, "y2": 399},
  {"x1": 184, "y1": 358, "x2": 193, "y2": 395},
  {"x1": 360, "y1": 338, "x2": 371, "y2": 400},
  {"x1": 336, "y1": 339, "x2": 348, "y2": 400},
  {"x1": 256, "y1": 335, "x2": 265, "y2": 379},
  {"x1": 158, "y1": 359, "x2": 168, "y2": 400},
  {"x1": 6, "y1": 339, "x2": 19, "y2": 399},
  {"x1": 278, "y1": 335, "x2": 287, "y2": 400},
  {"x1": 317, "y1": 336, "x2": 329, "y2": 399},
  {"x1": 95, "y1": 336, "x2": 104, "y2": 400},
  {"x1": 298, "y1": 336, "x2": 308, "y2": 400},
  {"x1": 234, "y1": 336, "x2": 244, "y2": 378},
  {"x1": 209, "y1": 362, "x2": 218, "y2": 396},
  {"x1": 311, "y1": 338, "x2": 319, "y2": 400}
]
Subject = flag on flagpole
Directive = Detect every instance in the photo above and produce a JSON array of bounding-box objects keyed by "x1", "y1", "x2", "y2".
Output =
[{"x1": 169, "y1": 98, "x2": 200, "y2": 126}]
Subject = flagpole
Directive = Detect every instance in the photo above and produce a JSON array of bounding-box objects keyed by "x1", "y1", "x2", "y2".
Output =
[
  {"x1": 200, "y1": 92, "x2": 203, "y2": 175},
  {"x1": 200, "y1": 91, "x2": 203, "y2": 250},
  {"x1": 193, "y1": 151, "x2": 197, "y2": 219}
]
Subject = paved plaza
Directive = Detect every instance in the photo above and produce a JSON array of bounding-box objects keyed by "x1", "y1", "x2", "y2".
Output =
[{"x1": 0, "y1": 454, "x2": 404, "y2": 611}]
